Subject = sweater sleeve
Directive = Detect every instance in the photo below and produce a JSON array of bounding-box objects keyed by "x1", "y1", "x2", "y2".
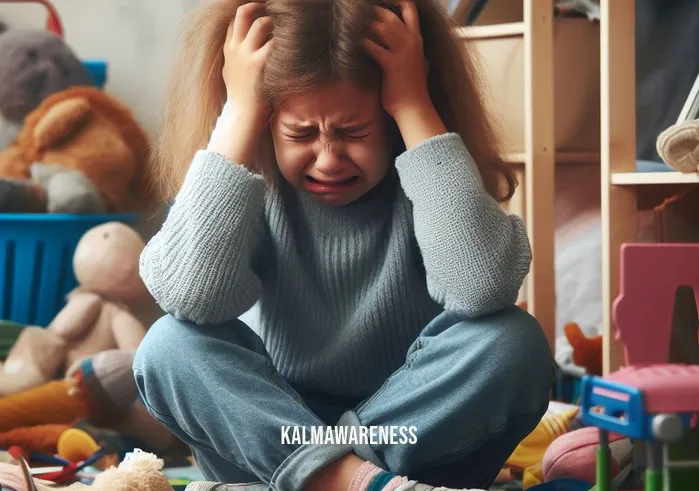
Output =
[
  {"x1": 395, "y1": 133, "x2": 531, "y2": 318},
  {"x1": 139, "y1": 150, "x2": 267, "y2": 325}
]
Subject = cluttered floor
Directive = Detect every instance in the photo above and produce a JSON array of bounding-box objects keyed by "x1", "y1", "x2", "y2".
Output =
[
  {"x1": 2, "y1": 306, "x2": 696, "y2": 491},
  {"x1": 0, "y1": 307, "x2": 582, "y2": 491}
]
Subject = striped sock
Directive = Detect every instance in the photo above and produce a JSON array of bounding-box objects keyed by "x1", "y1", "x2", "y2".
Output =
[
  {"x1": 377, "y1": 475, "x2": 406, "y2": 491},
  {"x1": 348, "y1": 461, "x2": 407, "y2": 491},
  {"x1": 367, "y1": 471, "x2": 403, "y2": 491},
  {"x1": 348, "y1": 461, "x2": 383, "y2": 491}
]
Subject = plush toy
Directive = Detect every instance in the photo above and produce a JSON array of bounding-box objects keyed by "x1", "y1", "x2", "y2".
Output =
[
  {"x1": 657, "y1": 119, "x2": 699, "y2": 174},
  {"x1": 0, "y1": 86, "x2": 152, "y2": 213},
  {"x1": 0, "y1": 22, "x2": 93, "y2": 151},
  {"x1": 542, "y1": 426, "x2": 632, "y2": 485},
  {"x1": 66, "y1": 349, "x2": 187, "y2": 457},
  {"x1": 0, "y1": 222, "x2": 156, "y2": 396},
  {"x1": 563, "y1": 322, "x2": 602, "y2": 376},
  {"x1": 0, "y1": 448, "x2": 174, "y2": 491}
]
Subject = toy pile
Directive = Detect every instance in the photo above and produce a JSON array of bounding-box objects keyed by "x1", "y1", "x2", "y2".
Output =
[
  {"x1": 0, "y1": 222, "x2": 200, "y2": 489},
  {"x1": 0, "y1": 19, "x2": 153, "y2": 214},
  {"x1": 1, "y1": 447, "x2": 177, "y2": 491}
]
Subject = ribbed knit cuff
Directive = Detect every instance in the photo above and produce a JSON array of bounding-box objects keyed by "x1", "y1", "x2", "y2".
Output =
[{"x1": 394, "y1": 132, "x2": 484, "y2": 200}]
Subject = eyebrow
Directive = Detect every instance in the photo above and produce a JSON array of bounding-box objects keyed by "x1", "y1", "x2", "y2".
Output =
[{"x1": 281, "y1": 121, "x2": 373, "y2": 133}]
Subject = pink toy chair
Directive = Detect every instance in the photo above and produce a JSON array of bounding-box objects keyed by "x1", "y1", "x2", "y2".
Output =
[
  {"x1": 579, "y1": 243, "x2": 699, "y2": 491},
  {"x1": 613, "y1": 243, "x2": 699, "y2": 366}
]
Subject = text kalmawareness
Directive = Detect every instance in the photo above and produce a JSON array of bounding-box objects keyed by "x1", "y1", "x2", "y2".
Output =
[{"x1": 281, "y1": 425, "x2": 418, "y2": 445}]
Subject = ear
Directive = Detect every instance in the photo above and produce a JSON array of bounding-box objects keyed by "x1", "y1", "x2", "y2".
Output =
[
  {"x1": 0, "y1": 20, "x2": 8, "y2": 35},
  {"x1": 34, "y1": 97, "x2": 92, "y2": 150}
]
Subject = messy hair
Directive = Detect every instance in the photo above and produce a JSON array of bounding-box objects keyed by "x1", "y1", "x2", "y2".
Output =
[{"x1": 152, "y1": 0, "x2": 515, "y2": 202}]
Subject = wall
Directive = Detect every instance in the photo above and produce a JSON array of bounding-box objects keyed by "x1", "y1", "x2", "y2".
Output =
[
  {"x1": 0, "y1": 0, "x2": 201, "y2": 234},
  {"x1": 0, "y1": 0, "x2": 198, "y2": 137}
]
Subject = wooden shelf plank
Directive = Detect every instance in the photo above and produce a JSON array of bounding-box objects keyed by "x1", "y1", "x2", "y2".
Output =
[
  {"x1": 523, "y1": 0, "x2": 556, "y2": 356},
  {"x1": 601, "y1": 0, "x2": 637, "y2": 376},
  {"x1": 611, "y1": 172, "x2": 699, "y2": 185},
  {"x1": 455, "y1": 22, "x2": 525, "y2": 40},
  {"x1": 504, "y1": 151, "x2": 600, "y2": 164}
]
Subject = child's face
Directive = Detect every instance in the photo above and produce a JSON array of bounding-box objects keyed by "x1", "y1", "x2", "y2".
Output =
[{"x1": 271, "y1": 82, "x2": 392, "y2": 206}]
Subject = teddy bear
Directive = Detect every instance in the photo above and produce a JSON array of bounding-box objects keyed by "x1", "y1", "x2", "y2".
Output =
[
  {"x1": 0, "y1": 221, "x2": 160, "y2": 397},
  {"x1": 0, "y1": 448, "x2": 174, "y2": 491},
  {"x1": 0, "y1": 21, "x2": 94, "y2": 151},
  {"x1": 0, "y1": 86, "x2": 153, "y2": 214},
  {"x1": 656, "y1": 119, "x2": 699, "y2": 174}
]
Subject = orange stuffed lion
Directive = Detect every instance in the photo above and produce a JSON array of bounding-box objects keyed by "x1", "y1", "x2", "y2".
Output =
[{"x1": 0, "y1": 86, "x2": 152, "y2": 213}]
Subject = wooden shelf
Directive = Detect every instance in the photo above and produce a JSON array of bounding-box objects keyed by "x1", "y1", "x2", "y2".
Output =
[
  {"x1": 455, "y1": 22, "x2": 525, "y2": 40},
  {"x1": 504, "y1": 151, "x2": 600, "y2": 165},
  {"x1": 611, "y1": 172, "x2": 699, "y2": 185}
]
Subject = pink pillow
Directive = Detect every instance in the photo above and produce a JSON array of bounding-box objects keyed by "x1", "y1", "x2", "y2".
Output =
[{"x1": 542, "y1": 426, "x2": 624, "y2": 483}]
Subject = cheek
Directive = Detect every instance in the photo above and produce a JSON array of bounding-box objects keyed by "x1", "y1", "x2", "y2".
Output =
[
  {"x1": 346, "y1": 138, "x2": 391, "y2": 181},
  {"x1": 273, "y1": 139, "x2": 314, "y2": 181}
]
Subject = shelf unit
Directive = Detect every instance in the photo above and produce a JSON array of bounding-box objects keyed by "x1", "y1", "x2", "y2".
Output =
[
  {"x1": 456, "y1": 0, "x2": 699, "y2": 372},
  {"x1": 456, "y1": 0, "x2": 557, "y2": 354},
  {"x1": 597, "y1": 1, "x2": 699, "y2": 374}
]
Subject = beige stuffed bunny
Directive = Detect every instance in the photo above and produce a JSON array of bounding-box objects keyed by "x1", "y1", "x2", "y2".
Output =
[
  {"x1": 656, "y1": 119, "x2": 699, "y2": 174},
  {"x1": 0, "y1": 449, "x2": 174, "y2": 491},
  {"x1": 0, "y1": 222, "x2": 157, "y2": 396}
]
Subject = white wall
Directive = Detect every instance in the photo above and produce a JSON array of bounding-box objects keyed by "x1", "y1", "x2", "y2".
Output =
[{"x1": 0, "y1": 0, "x2": 199, "y2": 137}]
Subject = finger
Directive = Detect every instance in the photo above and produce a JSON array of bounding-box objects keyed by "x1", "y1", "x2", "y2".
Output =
[
  {"x1": 232, "y1": 2, "x2": 266, "y2": 44},
  {"x1": 373, "y1": 4, "x2": 402, "y2": 24},
  {"x1": 372, "y1": 5, "x2": 409, "y2": 48},
  {"x1": 257, "y1": 37, "x2": 274, "y2": 61},
  {"x1": 396, "y1": 0, "x2": 420, "y2": 35},
  {"x1": 246, "y1": 16, "x2": 273, "y2": 51},
  {"x1": 367, "y1": 20, "x2": 390, "y2": 50},
  {"x1": 361, "y1": 37, "x2": 389, "y2": 67}
]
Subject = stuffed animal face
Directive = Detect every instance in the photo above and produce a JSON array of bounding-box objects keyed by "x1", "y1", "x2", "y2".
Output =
[
  {"x1": 73, "y1": 222, "x2": 151, "y2": 304},
  {"x1": 0, "y1": 27, "x2": 93, "y2": 123}
]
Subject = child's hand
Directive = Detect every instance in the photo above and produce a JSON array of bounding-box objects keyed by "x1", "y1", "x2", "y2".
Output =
[
  {"x1": 362, "y1": 1, "x2": 431, "y2": 121},
  {"x1": 362, "y1": 1, "x2": 445, "y2": 149},
  {"x1": 221, "y1": 2, "x2": 273, "y2": 129},
  {"x1": 211, "y1": 2, "x2": 273, "y2": 167}
]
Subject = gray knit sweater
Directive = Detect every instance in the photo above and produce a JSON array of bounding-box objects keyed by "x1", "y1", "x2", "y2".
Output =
[{"x1": 139, "y1": 133, "x2": 531, "y2": 396}]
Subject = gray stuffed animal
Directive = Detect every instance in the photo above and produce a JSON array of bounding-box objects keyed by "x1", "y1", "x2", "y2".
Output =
[{"x1": 0, "y1": 21, "x2": 93, "y2": 150}]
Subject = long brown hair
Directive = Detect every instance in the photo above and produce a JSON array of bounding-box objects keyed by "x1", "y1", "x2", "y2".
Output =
[{"x1": 153, "y1": 0, "x2": 515, "y2": 202}]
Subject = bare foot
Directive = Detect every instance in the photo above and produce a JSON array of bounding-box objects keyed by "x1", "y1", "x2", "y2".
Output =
[{"x1": 305, "y1": 453, "x2": 366, "y2": 491}]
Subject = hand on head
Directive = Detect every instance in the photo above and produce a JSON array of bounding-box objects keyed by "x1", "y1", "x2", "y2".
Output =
[
  {"x1": 221, "y1": 1, "x2": 273, "y2": 128},
  {"x1": 362, "y1": 1, "x2": 431, "y2": 121},
  {"x1": 211, "y1": 2, "x2": 273, "y2": 167}
]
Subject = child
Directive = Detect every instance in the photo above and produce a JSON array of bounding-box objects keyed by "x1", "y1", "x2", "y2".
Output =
[{"x1": 134, "y1": 0, "x2": 553, "y2": 490}]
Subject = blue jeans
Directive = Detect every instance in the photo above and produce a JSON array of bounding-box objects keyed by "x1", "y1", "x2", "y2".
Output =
[{"x1": 133, "y1": 307, "x2": 553, "y2": 491}]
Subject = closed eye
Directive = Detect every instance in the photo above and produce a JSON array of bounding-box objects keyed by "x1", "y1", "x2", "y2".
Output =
[
  {"x1": 282, "y1": 132, "x2": 314, "y2": 141},
  {"x1": 344, "y1": 132, "x2": 370, "y2": 140}
]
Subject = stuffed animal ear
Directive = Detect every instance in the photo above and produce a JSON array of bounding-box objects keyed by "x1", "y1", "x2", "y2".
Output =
[{"x1": 33, "y1": 97, "x2": 92, "y2": 150}]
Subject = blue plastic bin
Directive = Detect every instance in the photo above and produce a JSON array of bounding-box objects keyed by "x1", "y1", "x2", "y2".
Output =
[
  {"x1": 82, "y1": 59, "x2": 108, "y2": 89},
  {"x1": 0, "y1": 213, "x2": 139, "y2": 327}
]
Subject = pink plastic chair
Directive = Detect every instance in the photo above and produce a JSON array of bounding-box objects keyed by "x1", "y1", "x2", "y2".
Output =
[
  {"x1": 613, "y1": 243, "x2": 699, "y2": 366},
  {"x1": 581, "y1": 243, "x2": 699, "y2": 491}
]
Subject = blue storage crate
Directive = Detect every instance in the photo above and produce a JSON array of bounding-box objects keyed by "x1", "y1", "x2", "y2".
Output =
[
  {"x1": 0, "y1": 213, "x2": 139, "y2": 327},
  {"x1": 82, "y1": 59, "x2": 108, "y2": 89}
]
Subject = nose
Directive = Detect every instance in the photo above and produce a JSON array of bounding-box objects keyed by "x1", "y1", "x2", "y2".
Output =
[
  {"x1": 314, "y1": 143, "x2": 346, "y2": 176},
  {"x1": 27, "y1": 71, "x2": 47, "y2": 97}
]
